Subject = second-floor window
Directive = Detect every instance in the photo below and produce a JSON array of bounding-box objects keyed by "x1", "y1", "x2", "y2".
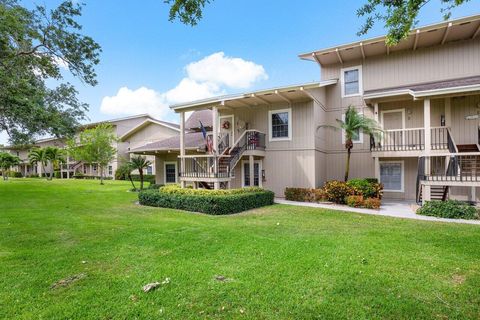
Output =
[
  {"x1": 269, "y1": 108, "x2": 292, "y2": 141},
  {"x1": 341, "y1": 66, "x2": 362, "y2": 97}
]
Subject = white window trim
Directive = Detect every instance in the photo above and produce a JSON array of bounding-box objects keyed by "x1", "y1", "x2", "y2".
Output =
[
  {"x1": 241, "y1": 160, "x2": 263, "y2": 188},
  {"x1": 341, "y1": 65, "x2": 363, "y2": 98},
  {"x1": 380, "y1": 160, "x2": 405, "y2": 193},
  {"x1": 341, "y1": 112, "x2": 363, "y2": 144},
  {"x1": 268, "y1": 108, "x2": 292, "y2": 142},
  {"x1": 164, "y1": 161, "x2": 178, "y2": 184}
]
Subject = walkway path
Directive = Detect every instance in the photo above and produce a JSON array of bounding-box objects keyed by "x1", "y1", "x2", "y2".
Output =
[{"x1": 275, "y1": 199, "x2": 480, "y2": 225}]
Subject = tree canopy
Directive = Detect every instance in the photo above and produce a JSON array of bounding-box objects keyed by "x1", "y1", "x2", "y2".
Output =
[
  {"x1": 0, "y1": 151, "x2": 20, "y2": 180},
  {"x1": 165, "y1": 0, "x2": 470, "y2": 44},
  {"x1": 0, "y1": 0, "x2": 101, "y2": 145},
  {"x1": 67, "y1": 123, "x2": 117, "y2": 184}
]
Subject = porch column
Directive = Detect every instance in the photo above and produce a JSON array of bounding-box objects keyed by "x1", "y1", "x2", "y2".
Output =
[
  {"x1": 249, "y1": 155, "x2": 254, "y2": 187},
  {"x1": 422, "y1": 185, "x2": 431, "y2": 205},
  {"x1": 180, "y1": 111, "x2": 185, "y2": 188},
  {"x1": 374, "y1": 157, "x2": 380, "y2": 181},
  {"x1": 212, "y1": 106, "x2": 219, "y2": 154},
  {"x1": 424, "y1": 98, "x2": 431, "y2": 154},
  {"x1": 24, "y1": 165, "x2": 27, "y2": 178},
  {"x1": 445, "y1": 97, "x2": 451, "y2": 128}
]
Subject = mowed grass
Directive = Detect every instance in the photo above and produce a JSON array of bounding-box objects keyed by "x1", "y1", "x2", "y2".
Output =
[{"x1": 0, "y1": 180, "x2": 480, "y2": 319}]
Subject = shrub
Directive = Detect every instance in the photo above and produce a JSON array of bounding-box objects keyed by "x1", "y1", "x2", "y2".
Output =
[
  {"x1": 347, "y1": 178, "x2": 383, "y2": 199},
  {"x1": 148, "y1": 183, "x2": 164, "y2": 190},
  {"x1": 285, "y1": 188, "x2": 312, "y2": 202},
  {"x1": 363, "y1": 197, "x2": 381, "y2": 209},
  {"x1": 417, "y1": 200, "x2": 478, "y2": 220},
  {"x1": 54, "y1": 171, "x2": 61, "y2": 179},
  {"x1": 131, "y1": 174, "x2": 155, "y2": 184},
  {"x1": 29, "y1": 173, "x2": 39, "y2": 178},
  {"x1": 115, "y1": 169, "x2": 126, "y2": 180},
  {"x1": 139, "y1": 186, "x2": 275, "y2": 215},
  {"x1": 346, "y1": 195, "x2": 364, "y2": 208},
  {"x1": 7, "y1": 171, "x2": 22, "y2": 178},
  {"x1": 323, "y1": 180, "x2": 353, "y2": 204},
  {"x1": 73, "y1": 173, "x2": 85, "y2": 179}
]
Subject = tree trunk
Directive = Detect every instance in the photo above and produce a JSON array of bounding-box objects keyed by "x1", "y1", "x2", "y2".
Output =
[
  {"x1": 41, "y1": 163, "x2": 47, "y2": 180},
  {"x1": 139, "y1": 168, "x2": 144, "y2": 190},
  {"x1": 344, "y1": 140, "x2": 353, "y2": 182},
  {"x1": 128, "y1": 174, "x2": 136, "y2": 191},
  {"x1": 100, "y1": 166, "x2": 104, "y2": 185}
]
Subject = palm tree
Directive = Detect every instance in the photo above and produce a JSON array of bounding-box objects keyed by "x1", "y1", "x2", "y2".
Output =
[
  {"x1": 45, "y1": 147, "x2": 66, "y2": 179},
  {"x1": 321, "y1": 105, "x2": 382, "y2": 181},
  {"x1": 117, "y1": 162, "x2": 137, "y2": 191},
  {"x1": 0, "y1": 152, "x2": 20, "y2": 180},
  {"x1": 28, "y1": 148, "x2": 49, "y2": 179},
  {"x1": 128, "y1": 156, "x2": 152, "y2": 190}
]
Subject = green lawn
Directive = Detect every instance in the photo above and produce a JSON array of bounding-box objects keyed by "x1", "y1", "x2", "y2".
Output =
[{"x1": 1, "y1": 179, "x2": 479, "y2": 319}]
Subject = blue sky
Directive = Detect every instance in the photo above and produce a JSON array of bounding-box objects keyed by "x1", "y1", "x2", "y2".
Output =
[{"x1": 3, "y1": 0, "x2": 480, "y2": 144}]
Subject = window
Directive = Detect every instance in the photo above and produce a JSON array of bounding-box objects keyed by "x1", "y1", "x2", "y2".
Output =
[
  {"x1": 147, "y1": 165, "x2": 153, "y2": 175},
  {"x1": 341, "y1": 113, "x2": 363, "y2": 144},
  {"x1": 341, "y1": 66, "x2": 362, "y2": 97},
  {"x1": 164, "y1": 162, "x2": 177, "y2": 184},
  {"x1": 83, "y1": 165, "x2": 87, "y2": 174},
  {"x1": 242, "y1": 160, "x2": 262, "y2": 187},
  {"x1": 93, "y1": 164, "x2": 97, "y2": 172},
  {"x1": 380, "y1": 161, "x2": 404, "y2": 192},
  {"x1": 108, "y1": 166, "x2": 113, "y2": 176},
  {"x1": 269, "y1": 108, "x2": 292, "y2": 141}
]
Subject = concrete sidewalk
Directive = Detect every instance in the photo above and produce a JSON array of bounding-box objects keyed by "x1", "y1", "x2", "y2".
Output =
[{"x1": 275, "y1": 199, "x2": 480, "y2": 225}]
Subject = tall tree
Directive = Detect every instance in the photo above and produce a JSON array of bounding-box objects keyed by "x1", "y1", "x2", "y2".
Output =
[
  {"x1": 358, "y1": 0, "x2": 472, "y2": 45},
  {"x1": 0, "y1": 152, "x2": 20, "y2": 180},
  {"x1": 68, "y1": 123, "x2": 117, "y2": 185},
  {"x1": 128, "y1": 156, "x2": 152, "y2": 190},
  {"x1": 28, "y1": 148, "x2": 48, "y2": 178},
  {"x1": 0, "y1": 0, "x2": 101, "y2": 145},
  {"x1": 45, "y1": 146, "x2": 66, "y2": 179},
  {"x1": 320, "y1": 106, "x2": 382, "y2": 182}
]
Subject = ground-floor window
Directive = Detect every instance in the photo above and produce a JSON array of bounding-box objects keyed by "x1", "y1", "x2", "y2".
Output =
[
  {"x1": 108, "y1": 165, "x2": 113, "y2": 176},
  {"x1": 83, "y1": 165, "x2": 87, "y2": 174},
  {"x1": 380, "y1": 161, "x2": 404, "y2": 192},
  {"x1": 147, "y1": 165, "x2": 153, "y2": 175},
  {"x1": 242, "y1": 160, "x2": 262, "y2": 187},
  {"x1": 164, "y1": 162, "x2": 177, "y2": 184}
]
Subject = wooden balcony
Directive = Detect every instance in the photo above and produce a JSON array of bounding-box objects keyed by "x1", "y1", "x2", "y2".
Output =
[{"x1": 371, "y1": 127, "x2": 450, "y2": 156}]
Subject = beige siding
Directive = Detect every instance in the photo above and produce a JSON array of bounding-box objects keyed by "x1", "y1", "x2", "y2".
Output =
[
  {"x1": 326, "y1": 151, "x2": 375, "y2": 182},
  {"x1": 321, "y1": 38, "x2": 480, "y2": 91},
  {"x1": 450, "y1": 95, "x2": 480, "y2": 144}
]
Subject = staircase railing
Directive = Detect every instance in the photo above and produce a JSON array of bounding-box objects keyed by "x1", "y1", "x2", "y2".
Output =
[
  {"x1": 218, "y1": 133, "x2": 230, "y2": 155},
  {"x1": 416, "y1": 157, "x2": 426, "y2": 204},
  {"x1": 447, "y1": 128, "x2": 458, "y2": 153},
  {"x1": 228, "y1": 130, "x2": 266, "y2": 172}
]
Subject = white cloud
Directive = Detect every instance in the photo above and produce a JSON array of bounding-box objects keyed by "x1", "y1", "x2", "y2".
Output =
[
  {"x1": 186, "y1": 52, "x2": 268, "y2": 88},
  {"x1": 100, "y1": 52, "x2": 268, "y2": 121},
  {"x1": 164, "y1": 78, "x2": 220, "y2": 104},
  {"x1": 100, "y1": 87, "x2": 173, "y2": 120}
]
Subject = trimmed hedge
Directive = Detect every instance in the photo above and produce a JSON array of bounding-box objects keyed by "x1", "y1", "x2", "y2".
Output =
[
  {"x1": 131, "y1": 174, "x2": 156, "y2": 184},
  {"x1": 417, "y1": 200, "x2": 478, "y2": 220},
  {"x1": 139, "y1": 186, "x2": 275, "y2": 215}
]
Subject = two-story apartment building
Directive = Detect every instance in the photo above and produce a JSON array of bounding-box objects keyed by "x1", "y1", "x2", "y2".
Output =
[
  {"x1": 132, "y1": 14, "x2": 480, "y2": 203},
  {"x1": 3, "y1": 114, "x2": 180, "y2": 179}
]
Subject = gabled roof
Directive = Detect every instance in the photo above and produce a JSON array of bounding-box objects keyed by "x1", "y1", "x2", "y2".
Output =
[
  {"x1": 299, "y1": 14, "x2": 480, "y2": 66},
  {"x1": 131, "y1": 131, "x2": 207, "y2": 153},
  {"x1": 186, "y1": 109, "x2": 212, "y2": 130},
  {"x1": 80, "y1": 114, "x2": 153, "y2": 129},
  {"x1": 119, "y1": 118, "x2": 180, "y2": 141},
  {"x1": 363, "y1": 75, "x2": 480, "y2": 100},
  {"x1": 170, "y1": 80, "x2": 337, "y2": 112}
]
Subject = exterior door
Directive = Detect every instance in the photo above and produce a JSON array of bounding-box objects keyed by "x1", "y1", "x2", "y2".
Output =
[
  {"x1": 382, "y1": 110, "x2": 405, "y2": 148},
  {"x1": 242, "y1": 161, "x2": 261, "y2": 187},
  {"x1": 219, "y1": 115, "x2": 234, "y2": 147}
]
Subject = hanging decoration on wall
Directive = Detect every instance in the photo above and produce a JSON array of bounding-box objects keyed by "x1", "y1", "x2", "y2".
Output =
[{"x1": 222, "y1": 120, "x2": 230, "y2": 129}]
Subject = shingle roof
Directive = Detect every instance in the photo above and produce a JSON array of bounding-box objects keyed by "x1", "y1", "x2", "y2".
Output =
[
  {"x1": 186, "y1": 110, "x2": 212, "y2": 130},
  {"x1": 364, "y1": 76, "x2": 480, "y2": 96},
  {"x1": 131, "y1": 131, "x2": 207, "y2": 153}
]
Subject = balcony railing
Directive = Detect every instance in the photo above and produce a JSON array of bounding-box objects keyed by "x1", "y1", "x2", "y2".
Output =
[
  {"x1": 371, "y1": 128, "x2": 425, "y2": 151},
  {"x1": 419, "y1": 153, "x2": 480, "y2": 182},
  {"x1": 371, "y1": 127, "x2": 451, "y2": 152},
  {"x1": 180, "y1": 155, "x2": 231, "y2": 179}
]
